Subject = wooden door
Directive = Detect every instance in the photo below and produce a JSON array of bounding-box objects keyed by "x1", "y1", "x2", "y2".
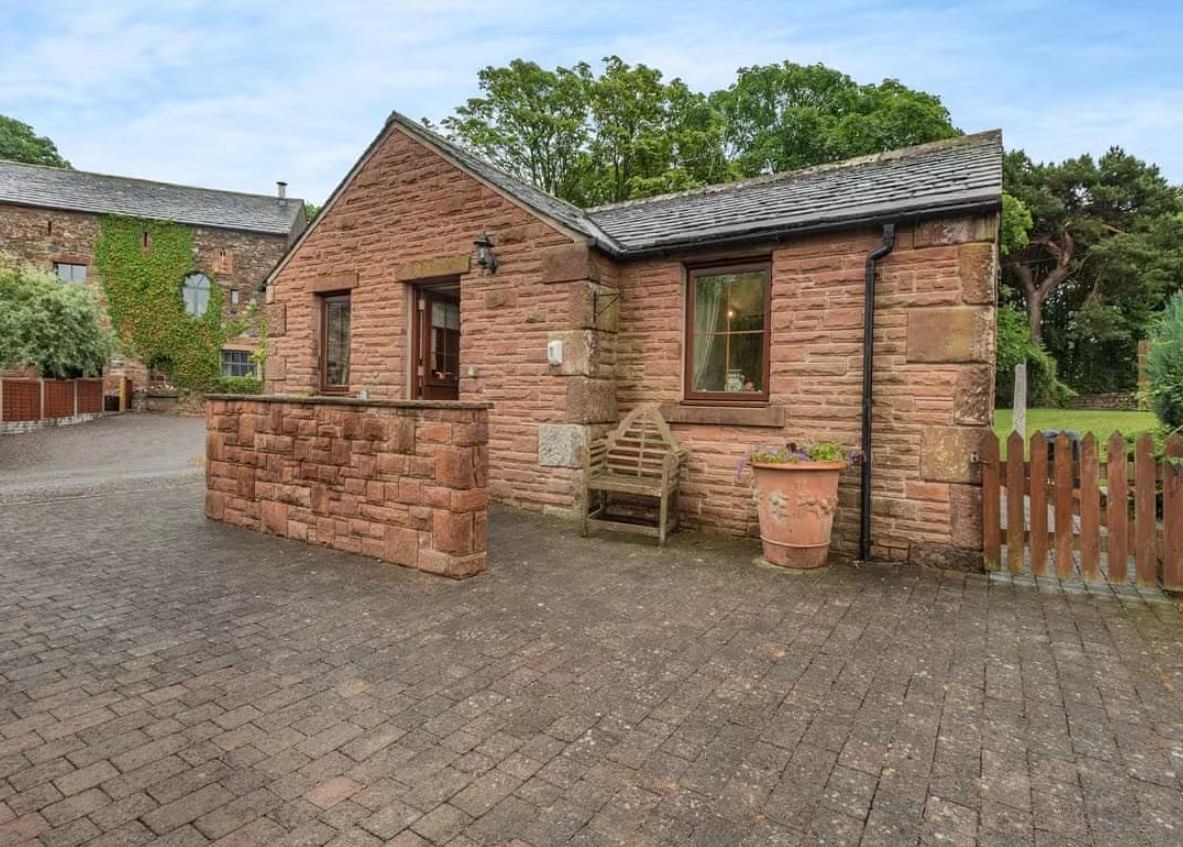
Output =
[{"x1": 414, "y1": 288, "x2": 460, "y2": 401}]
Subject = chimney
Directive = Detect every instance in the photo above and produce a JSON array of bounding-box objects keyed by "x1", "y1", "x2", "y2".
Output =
[{"x1": 276, "y1": 181, "x2": 287, "y2": 202}]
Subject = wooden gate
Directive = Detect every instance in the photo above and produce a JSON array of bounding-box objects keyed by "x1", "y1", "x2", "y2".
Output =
[{"x1": 982, "y1": 431, "x2": 1183, "y2": 589}]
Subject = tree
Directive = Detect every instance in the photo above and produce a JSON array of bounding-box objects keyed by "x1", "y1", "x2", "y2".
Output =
[
  {"x1": 438, "y1": 59, "x2": 592, "y2": 204},
  {"x1": 438, "y1": 58, "x2": 957, "y2": 207},
  {"x1": 578, "y1": 57, "x2": 729, "y2": 204},
  {"x1": 0, "y1": 254, "x2": 112, "y2": 378},
  {"x1": 0, "y1": 115, "x2": 70, "y2": 168},
  {"x1": 713, "y1": 62, "x2": 959, "y2": 177},
  {"x1": 1004, "y1": 148, "x2": 1183, "y2": 345}
]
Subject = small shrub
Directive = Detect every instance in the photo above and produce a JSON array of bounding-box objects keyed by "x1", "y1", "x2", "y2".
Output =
[
  {"x1": 213, "y1": 376, "x2": 264, "y2": 395},
  {"x1": 1147, "y1": 290, "x2": 1183, "y2": 429}
]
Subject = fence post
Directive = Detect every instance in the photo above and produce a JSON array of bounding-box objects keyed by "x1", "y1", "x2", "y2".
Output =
[
  {"x1": 1006, "y1": 431, "x2": 1025, "y2": 573},
  {"x1": 1013, "y1": 363, "x2": 1027, "y2": 437},
  {"x1": 1108, "y1": 432, "x2": 1129, "y2": 584},
  {"x1": 1054, "y1": 433, "x2": 1074, "y2": 578},
  {"x1": 73, "y1": 379, "x2": 79, "y2": 417},
  {"x1": 0, "y1": 378, "x2": 4, "y2": 423},
  {"x1": 1029, "y1": 432, "x2": 1049, "y2": 576},
  {"x1": 1080, "y1": 434, "x2": 1100, "y2": 582},
  {"x1": 1135, "y1": 433, "x2": 1157, "y2": 587},
  {"x1": 1163, "y1": 434, "x2": 1183, "y2": 590},
  {"x1": 39, "y1": 377, "x2": 45, "y2": 422}
]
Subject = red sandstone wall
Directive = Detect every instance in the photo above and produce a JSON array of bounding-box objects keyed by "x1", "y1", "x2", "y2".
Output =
[
  {"x1": 205, "y1": 396, "x2": 489, "y2": 578},
  {"x1": 261, "y1": 123, "x2": 996, "y2": 565},
  {"x1": 264, "y1": 126, "x2": 590, "y2": 513},
  {"x1": 616, "y1": 218, "x2": 997, "y2": 566},
  {"x1": 0, "y1": 202, "x2": 289, "y2": 385}
]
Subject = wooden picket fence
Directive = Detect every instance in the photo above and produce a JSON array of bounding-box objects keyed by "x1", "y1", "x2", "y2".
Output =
[{"x1": 982, "y1": 430, "x2": 1183, "y2": 590}]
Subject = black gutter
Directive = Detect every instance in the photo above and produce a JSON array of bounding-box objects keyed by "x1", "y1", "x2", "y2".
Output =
[
  {"x1": 859, "y1": 223, "x2": 896, "y2": 562},
  {"x1": 608, "y1": 199, "x2": 999, "y2": 261}
]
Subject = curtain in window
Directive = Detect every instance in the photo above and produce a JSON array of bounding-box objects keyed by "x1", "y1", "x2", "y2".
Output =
[{"x1": 692, "y1": 278, "x2": 725, "y2": 391}]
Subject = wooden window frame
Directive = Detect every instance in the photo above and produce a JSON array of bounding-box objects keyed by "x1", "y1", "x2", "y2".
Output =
[
  {"x1": 319, "y1": 291, "x2": 351, "y2": 394},
  {"x1": 683, "y1": 261, "x2": 772, "y2": 405}
]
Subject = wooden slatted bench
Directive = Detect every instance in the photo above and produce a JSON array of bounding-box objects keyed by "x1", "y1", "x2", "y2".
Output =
[{"x1": 578, "y1": 404, "x2": 687, "y2": 546}]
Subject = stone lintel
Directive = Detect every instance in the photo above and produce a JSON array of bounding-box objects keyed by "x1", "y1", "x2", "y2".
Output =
[
  {"x1": 310, "y1": 272, "x2": 359, "y2": 293},
  {"x1": 393, "y1": 255, "x2": 471, "y2": 282}
]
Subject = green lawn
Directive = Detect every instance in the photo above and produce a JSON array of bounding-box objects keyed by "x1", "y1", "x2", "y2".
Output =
[{"x1": 993, "y1": 408, "x2": 1160, "y2": 458}]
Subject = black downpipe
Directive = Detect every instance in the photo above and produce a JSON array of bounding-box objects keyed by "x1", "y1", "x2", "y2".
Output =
[{"x1": 859, "y1": 224, "x2": 896, "y2": 562}]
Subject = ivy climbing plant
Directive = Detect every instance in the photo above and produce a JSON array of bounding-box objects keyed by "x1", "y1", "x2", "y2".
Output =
[{"x1": 95, "y1": 215, "x2": 249, "y2": 390}]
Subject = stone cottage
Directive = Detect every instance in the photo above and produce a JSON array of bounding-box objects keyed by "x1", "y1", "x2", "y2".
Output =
[
  {"x1": 261, "y1": 112, "x2": 1001, "y2": 567},
  {"x1": 0, "y1": 160, "x2": 307, "y2": 392}
]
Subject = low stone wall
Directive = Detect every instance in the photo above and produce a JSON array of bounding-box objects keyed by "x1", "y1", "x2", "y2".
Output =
[
  {"x1": 1064, "y1": 393, "x2": 1141, "y2": 411},
  {"x1": 205, "y1": 395, "x2": 490, "y2": 578}
]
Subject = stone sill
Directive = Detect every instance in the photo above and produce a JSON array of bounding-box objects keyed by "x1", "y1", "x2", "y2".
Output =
[
  {"x1": 205, "y1": 394, "x2": 492, "y2": 411},
  {"x1": 660, "y1": 402, "x2": 785, "y2": 428}
]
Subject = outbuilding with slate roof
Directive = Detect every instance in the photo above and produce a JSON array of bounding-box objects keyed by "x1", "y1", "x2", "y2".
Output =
[
  {"x1": 260, "y1": 112, "x2": 1001, "y2": 568},
  {"x1": 0, "y1": 160, "x2": 307, "y2": 397}
]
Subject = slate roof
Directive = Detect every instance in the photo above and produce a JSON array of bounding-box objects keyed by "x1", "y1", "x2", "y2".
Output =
[
  {"x1": 392, "y1": 117, "x2": 1001, "y2": 257},
  {"x1": 585, "y1": 131, "x2": 1003, "y2": 254},
  {"x1": 0, "y1": 160, "x2": 306, "y2": 235}
]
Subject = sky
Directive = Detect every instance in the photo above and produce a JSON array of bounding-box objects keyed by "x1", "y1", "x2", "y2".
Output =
[{"x1": 2, "y1": 0, "x2": 1181, "y2": 203}]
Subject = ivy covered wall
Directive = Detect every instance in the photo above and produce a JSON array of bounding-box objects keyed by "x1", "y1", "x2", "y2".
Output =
[{"x1": 95, "y1": 215, "x2": 250, "y2": 390}]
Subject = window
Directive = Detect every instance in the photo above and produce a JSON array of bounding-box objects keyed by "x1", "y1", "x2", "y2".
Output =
[
  {"x1": 684, "y1": 262, "x2": 770, "y2": 402},
  {"x1": 182, "y1": 273, "x2": 211, "y2": 317},
  {"x1": 221, "y1": 349, "x2": 257, "y2": 378},
  {"x1": 320, "y1": 293, "x2": 351, "y2": 391},
  {"x1": 54, "y1": 262, "x2": 87, "y2": 283}
]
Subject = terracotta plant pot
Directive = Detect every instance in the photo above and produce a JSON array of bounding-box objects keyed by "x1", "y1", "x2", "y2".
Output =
[{"x1": 750, "y1": 460, "x2": 846, "y2": 569}]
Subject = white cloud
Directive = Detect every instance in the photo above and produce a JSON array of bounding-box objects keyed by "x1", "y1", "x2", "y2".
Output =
[{"x1": 2, "y1": 0, "x2": 1180, "y2": 201}]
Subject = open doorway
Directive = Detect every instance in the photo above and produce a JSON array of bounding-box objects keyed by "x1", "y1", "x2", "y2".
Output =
[{"x1": 412, "y1": 281, "x2": 460, "y2": 401}]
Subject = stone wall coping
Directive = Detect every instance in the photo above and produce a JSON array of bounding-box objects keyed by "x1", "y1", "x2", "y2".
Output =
[{"x1": 205, "y1": 393, "x2": 492, "y2": 411}]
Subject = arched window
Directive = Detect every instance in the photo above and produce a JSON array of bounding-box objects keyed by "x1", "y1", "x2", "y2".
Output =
[{"x1": 182, "y1": 273, "x2": 211, "y2": 317}]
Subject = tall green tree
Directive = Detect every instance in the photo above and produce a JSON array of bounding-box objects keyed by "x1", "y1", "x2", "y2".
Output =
[
  {"x1": 0, "y1": 115, "x2": 70, "y2": 168},
  {"x1": 1005, "y1": 148, "x2": 1183, "y2": 342},
  {"x1": 713, "y1": 63, "x2": 959, "y2": 177},
  {"x1": 1004, "y1": 149, "x2": 1183, "y2": 392},
  {"x1": 438, "y1": 59, "x2": 592, "y2": 204},
  {"x1": 578, "y1": 57, "x2": 729, "y2": 204},
  {"x1": 438, "y1": 56, "x2": 732, "y2": 206},
  {"x1": 438, "y1": 58, "x2": 957, "y2": 206},
  {"x1": 0, "y1": 254, "x2": 112, "y2": 377}
]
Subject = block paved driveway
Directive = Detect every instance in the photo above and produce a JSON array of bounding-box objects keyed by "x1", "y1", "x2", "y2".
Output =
[{"x1": 4, "y1": 416, "x2": 1183, "y2": 846}]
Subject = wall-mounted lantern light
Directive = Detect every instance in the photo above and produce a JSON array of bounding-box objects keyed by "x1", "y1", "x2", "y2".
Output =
[{"x1": 474, "y1": 232, "x2": 498, "y2": 273}]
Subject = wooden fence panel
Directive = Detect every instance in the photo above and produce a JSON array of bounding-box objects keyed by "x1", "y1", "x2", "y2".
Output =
[
  {"x1": 43, "y1": 380, "x2": 74, "y2": 418},
  {"x1": 78, "y1": 379, "x2": 103, "y2": 414},
  {"x1": 982, "y1": 433, "x2": 1001, "y2": 570},
  {"x1": 1163, "y1": 434, "x2": 1183, "y2": 591},
  {"x1": 1029, "y1": 432, "x2": 1049, "y2": 576},
  {"x1": 1080, "y1": 433, "x2": 1101, "y2": 582},
  {"x1": 1006, "y1": 432, "x2": 1026, "y2": 573},
  {"x1": 1108, "y1": 433, "x2": 1129, "y2": 584},
  {"x1": 1054, "y1": 433, "x2": 1074, "y2": 578},
  {"x1": 1135, "y1": 433, "x2": 1157, "y2": 587},
  {"x1": 2, "y1": 380, "x2": 40, "y2": 422}
]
